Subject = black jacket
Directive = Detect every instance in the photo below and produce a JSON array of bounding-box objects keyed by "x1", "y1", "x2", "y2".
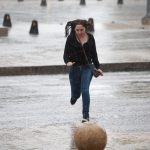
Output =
[{"x1": 63, "y1": 33, "x2": 100, "y2": 69}]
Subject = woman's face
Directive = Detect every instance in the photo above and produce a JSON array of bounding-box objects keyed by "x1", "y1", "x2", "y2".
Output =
[{"x1": 75, "y1": 24, "x2": 86, "y2": 37}]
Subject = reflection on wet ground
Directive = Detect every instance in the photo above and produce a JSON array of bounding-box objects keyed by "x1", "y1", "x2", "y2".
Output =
[{"x1": 0, "y1": 72, "x2": 150, "y2": 149}]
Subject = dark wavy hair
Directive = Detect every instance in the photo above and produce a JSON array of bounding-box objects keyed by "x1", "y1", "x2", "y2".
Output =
[{"x1": 65, "y1": 19, "x2": 90, "y2": 37}]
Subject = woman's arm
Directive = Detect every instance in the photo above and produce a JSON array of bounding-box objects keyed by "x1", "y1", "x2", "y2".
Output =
[
  {"x1": 63, "y1": 35, "x2": 75, "y2": 66},
  {"x1": 63, "y1": 37, "x2": 71, "y2": 64},
  {"x1": 90, "y1": 35, "x2": 100, "y2": 69},
  {"x1": 90, "y1": 35, "x2": 103, "y2": 75}
]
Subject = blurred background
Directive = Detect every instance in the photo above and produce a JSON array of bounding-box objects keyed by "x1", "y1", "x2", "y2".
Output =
[{"x1": 0, "y1": 0, "x2": 149, "y2": 67}]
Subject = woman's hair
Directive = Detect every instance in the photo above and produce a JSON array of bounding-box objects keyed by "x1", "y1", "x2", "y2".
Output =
[{"x1": 65, "y1": 19, "x2": 90, "y2": 37}]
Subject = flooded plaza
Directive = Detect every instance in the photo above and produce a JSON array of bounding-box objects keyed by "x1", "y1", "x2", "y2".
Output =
[{"x1": 0, "y1": 72, "x2": 150, "y2": 149}]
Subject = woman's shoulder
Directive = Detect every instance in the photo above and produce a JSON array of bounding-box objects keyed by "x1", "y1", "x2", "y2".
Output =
[
  {"x1": 66, "y1": 34, "x2": 76, "y2": 44},
  {"x1": 67, "y1": 33, "x2": 76, "y2": 40},
  {"x1": 87, "y1": 32, "x2": 95, "y2": 41},
  {"x1": 87, "y1": 32, "x2": 94, "y2": 38},
  {"x1": 66, "y1": 33, "x2": 76, "y2": 46}
]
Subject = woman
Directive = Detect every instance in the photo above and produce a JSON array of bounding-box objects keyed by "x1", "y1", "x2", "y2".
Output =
[{"x1": 63, "y1": 19, "x2": 103, "y2": 123}]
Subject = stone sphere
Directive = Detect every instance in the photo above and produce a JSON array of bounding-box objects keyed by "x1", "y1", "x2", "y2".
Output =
[{"x1": 74, "y1": 122, "x2": 107, "y2": 150}]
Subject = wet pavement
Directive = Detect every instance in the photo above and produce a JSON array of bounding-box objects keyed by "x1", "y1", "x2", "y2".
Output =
[
  {"x1": 0, "y1": 0, "x2": 150, "y2": 67},
  {"x1": 0, "y1": 71, "x2": 150, "y2": 149},
  {"x1": 0, "y1": 0, "x2": 150, "y2": 149}
]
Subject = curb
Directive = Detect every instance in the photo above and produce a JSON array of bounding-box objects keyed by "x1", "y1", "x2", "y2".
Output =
[{"x1": 0, "y1": 62, "x2": 149, "y2": 76}]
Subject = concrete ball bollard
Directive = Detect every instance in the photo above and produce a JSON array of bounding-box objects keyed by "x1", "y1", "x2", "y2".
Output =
[
  {"x1": 3, "y1": 14, "x2": 12, "y2": 27},
  {"x1": 74, "y1": 122, "x2": 107, "y2": 150},
  {"x1": 29, "y1": 20, "x2": 39, "y2": 35}
]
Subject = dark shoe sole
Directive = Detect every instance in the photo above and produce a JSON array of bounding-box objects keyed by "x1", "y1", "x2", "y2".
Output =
[{"x1": 70, "y1": 97, "x2": 77, "y2": 105}]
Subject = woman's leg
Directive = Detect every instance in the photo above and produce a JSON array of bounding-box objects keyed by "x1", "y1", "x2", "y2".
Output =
[
  {"x1": 81, "y1": 65, "x2": 93, "y2": 120},
  {"x1": 69, "y1": 66, "x2": 81, "y2": 103}
]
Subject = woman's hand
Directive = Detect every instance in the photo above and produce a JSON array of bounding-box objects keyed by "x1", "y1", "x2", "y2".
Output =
[
  {"x1": 97, "y1": 68, "x2": 103, "y2": 76},
  {"x1": 66, "y1": 61, "x2": 75, "y2": 67}
]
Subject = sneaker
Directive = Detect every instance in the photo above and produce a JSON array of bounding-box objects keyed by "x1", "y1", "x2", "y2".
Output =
[
  {"x1": 70, "y1": 97, "x2": 77, "y2": 105},
  {"x1": 82, "y1": 113, "x2": 89, "y2": 123},
  {"x1": 82, "y1": 118, "x2": 89, "y2": 123}
]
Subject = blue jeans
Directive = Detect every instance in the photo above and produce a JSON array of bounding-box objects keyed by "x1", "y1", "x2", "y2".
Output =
[{"x1": 69, "y1": 64, "x2": 93, "y2": 118}]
